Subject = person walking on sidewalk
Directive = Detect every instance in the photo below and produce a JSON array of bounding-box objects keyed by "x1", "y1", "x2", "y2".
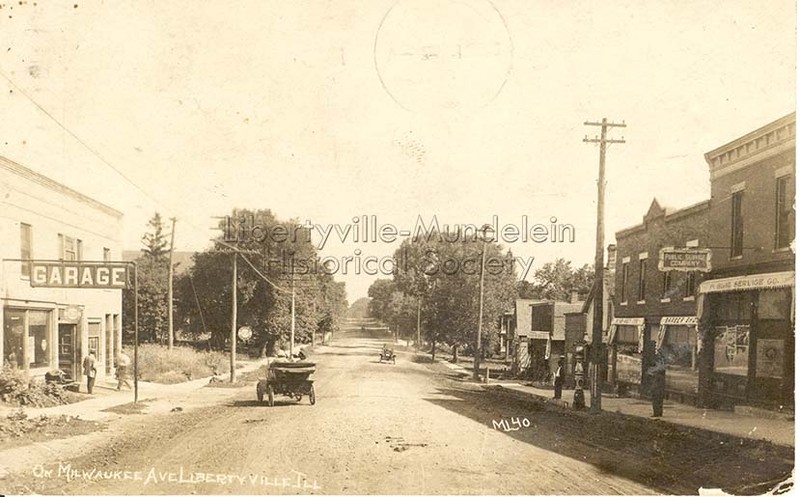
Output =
[
  {"x1": 553, "y1": 356, "x2": 565, "y2": 399},
  {"x1": 648, "y1": 348, "x2": 667, "y2": 417},
  {"x1": 82, "y1": 350, "x2": 97, "y2": 394},
  {"x1": 115, "y1": 349, "x2": 132, "y2": 390}
]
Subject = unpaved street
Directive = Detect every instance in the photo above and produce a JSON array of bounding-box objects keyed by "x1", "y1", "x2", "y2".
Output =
[{"x1": 1, "y1": 329, "x2": 793, "y2": 495}]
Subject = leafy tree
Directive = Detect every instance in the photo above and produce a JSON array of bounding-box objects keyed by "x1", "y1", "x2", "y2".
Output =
[
  {"x1": 529, "y1": 258, "x2": 594, "y2": 301},
  {"x1": 174, "y1": 208, "x2": 347, "y2": 355},
  {"x1": 387, "y1": 230, "x2": 517, "y2": 361},
  {"x1": 347, "y1": 298, "x2": 370, "y2": 319},
  {"x1": 367, "y1": 279, "x2": 395, "y2": 322}
]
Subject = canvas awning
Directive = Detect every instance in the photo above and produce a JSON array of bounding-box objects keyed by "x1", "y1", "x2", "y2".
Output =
[
  {"x1": 697, "y1": 271, "x2": 795, "y2": 325},
  {"x1": 697, "y1": 271, "x2": 794, "y2": 294},
  {"x1": 655, "y1": 316, "x2": 698, "y2": 351},
  {"x1": 608, "y1": 317, "x2": 646, "y2": 352}
]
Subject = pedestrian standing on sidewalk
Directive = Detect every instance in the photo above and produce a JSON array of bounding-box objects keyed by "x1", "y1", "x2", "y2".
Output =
[
  {"x1": 83, "y1": 350, "x2": 97, "y2": 394},
  {"x1": 648, "y1": 348, "x2": 667, "y2": 417},
  {"x1": 553, "y1": 356, "x2": 565, "y2": 399},
  {"x1": 115, "y1": 349, "x2": 132, "y2": 390}
]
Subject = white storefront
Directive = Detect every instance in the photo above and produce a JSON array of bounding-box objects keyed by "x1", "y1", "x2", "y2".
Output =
[{"x1": 0, "y1": 156, "x2": 124, "y2": 382}]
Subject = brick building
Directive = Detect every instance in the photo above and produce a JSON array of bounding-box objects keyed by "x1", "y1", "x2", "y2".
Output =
[
  {"x1": 697, "y1": 112, "x2": 795, "y2": 409},
  {"x1": 610, "y1": 198, "x2": 710, "y2": 400}
]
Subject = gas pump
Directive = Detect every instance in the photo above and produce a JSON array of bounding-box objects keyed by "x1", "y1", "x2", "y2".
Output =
[{"x1": 573, "y1": 342, "x2": 586, "y2": 409}]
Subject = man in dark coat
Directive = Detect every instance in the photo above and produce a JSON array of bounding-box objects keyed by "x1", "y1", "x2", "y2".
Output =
[
  {"x1": 83, "y1": 350, "x2": 97, "y2": 394},
  {"x1": 648, "y1": 349, "x2": 667, "y2": 417},
  {"x1": 553, "y1": 356, "x2": 565, "y2": 400}
]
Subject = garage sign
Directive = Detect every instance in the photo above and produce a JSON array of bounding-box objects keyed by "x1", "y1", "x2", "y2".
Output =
[{"x1": 30, "y1": 262, "x2": 131, "y2": 289}]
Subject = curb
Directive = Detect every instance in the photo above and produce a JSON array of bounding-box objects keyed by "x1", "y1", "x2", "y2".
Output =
[{"x1": 484, "y1": 384, "x2": 573, "y2": 411}]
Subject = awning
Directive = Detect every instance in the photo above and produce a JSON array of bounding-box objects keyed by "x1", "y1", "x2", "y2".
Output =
[
  {"x1": 696, "y1": 270, "x2": 796, "y2": 327},
  {"x1": 698, "y1": 271, "x2": 795, "y2": 294},
  {"x1": 608, "y1": 318, "x2": 646, "y2": 351},
  {"x1": 656, "y1": 316, "x2": 698, "y2": 351},
  {"x1": 530, "y1": 331, "x2": 550, "y2": 340}
]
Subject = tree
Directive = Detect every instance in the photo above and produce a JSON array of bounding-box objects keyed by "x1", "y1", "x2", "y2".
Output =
[
  {"x1": 529, "y1": 258, "x2": 594, "y2": 301},
  {"x1": 122, "y1": 213, "x2": 170, "y2": 344},
  {"x1": 367, "y1": 279, "x2": 395, "y2": 323},
  {"x1": 385, "y1": 230, "x2": 517, "y2": 361},
  {"x1": 173, "y1": 208, "x2": 347, "y2": 355},
  {"x1": 347, "y1": 298, "x2": 370, "y2": 319},
  {"x1": 142, "y1": 212, "x2": 169, "y2": 258}
]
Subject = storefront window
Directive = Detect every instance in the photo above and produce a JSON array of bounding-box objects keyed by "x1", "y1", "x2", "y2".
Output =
[
  {"x1": 3, "y1": 308, "x2": 51, "y2": 368},
  {"x1": 662, "y1": 325, "x2": 697, "y2": 393},
  {"x1": 713, "y1": 325, "x2": 749, "y2": 376},
  {"x1": 3, "y1": 309, "x2": 25, "y2": 367},
  {"x1": 615, "y1": 325, "x2": 642, "y2": 385},
  {"x1": 27, "y1": 310, "x2": 50, "y2": 368}
]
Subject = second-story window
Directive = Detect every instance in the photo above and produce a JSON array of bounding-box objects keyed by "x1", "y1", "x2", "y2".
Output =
[
  {"x1": 59, "y1": 234, "x2": 82, "y2": 261},
  {"x1": 731, "y1": 190, "x2": 744, "y2": 257},
  {"x1": 661, "y1": 271, "x2": 671, "y2": 300},
  {"x1": 620, "y1": 262, "x2": 629, "y2": 304},
  {"x1": 638, "y1": 258, "x2": 647, "y2": 302},
  {"x1": 775, "y1": 175, "x2": 794, "y2": 249},
  {"x1": 684, "y1": 272, "x2": 696, "y2": 298},
  {"x1": 20, "y1": 223, "x2": 32, "y2": 278}
]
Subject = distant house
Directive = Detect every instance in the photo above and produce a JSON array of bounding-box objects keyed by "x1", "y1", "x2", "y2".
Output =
[
  {"x1": 509, "y1": 299, "x2": 542, "y2": 374},
  {"x1": 528, "y1": 298, "x2": 585, "y2": 382}
]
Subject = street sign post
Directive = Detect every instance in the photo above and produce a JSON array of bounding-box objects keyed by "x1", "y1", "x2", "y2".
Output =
[{"x1": 237, "y1": 326, "x2": 253, "y2": 341}]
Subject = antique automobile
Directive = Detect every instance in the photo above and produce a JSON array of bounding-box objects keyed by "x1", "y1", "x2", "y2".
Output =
[
  {"x1": 256, "y1": 360, "x2": 316, "y2": 406},
  {"x1": 379, "y1": 345, "x2": 396, "y2": 364}
]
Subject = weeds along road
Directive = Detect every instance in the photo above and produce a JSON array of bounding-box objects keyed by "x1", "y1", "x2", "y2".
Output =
[{"x1": 2, "y1": 328, "x2": 793, "y2": 495}]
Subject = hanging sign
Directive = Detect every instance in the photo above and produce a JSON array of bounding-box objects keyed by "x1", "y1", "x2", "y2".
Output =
[
  {"x1": 30, "y1": 262, "x2": 130, "y2": 289},
  {"x1": 658, "y1": 248, "x2": 712, "y2": 272}
]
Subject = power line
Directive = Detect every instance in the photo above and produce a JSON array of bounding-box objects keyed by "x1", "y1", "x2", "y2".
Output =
[{"x1": 0, "y1": 67, "x2": 168, "y2": 212}]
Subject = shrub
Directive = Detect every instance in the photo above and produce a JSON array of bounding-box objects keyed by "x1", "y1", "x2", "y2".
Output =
[
  {"x1": 137, "y1": 344, "x2": 229, "y2": 384},
  {"x1": 0, "y1": 364, "x2": 67, "y2": 407}
]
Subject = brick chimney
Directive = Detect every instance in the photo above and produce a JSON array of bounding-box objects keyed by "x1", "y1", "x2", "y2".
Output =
[{"x1": 570, "y1": 290, "x2": 579, "y2": 304}]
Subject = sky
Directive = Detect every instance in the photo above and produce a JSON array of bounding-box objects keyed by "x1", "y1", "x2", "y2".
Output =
[{"x1": 0, "y1": 0, "x2": 795, "y2": 302}]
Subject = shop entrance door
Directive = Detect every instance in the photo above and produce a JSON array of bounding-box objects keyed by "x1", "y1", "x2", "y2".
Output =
[{"x1": 58, "y1": 324, "x2": 78, "y2": 381}]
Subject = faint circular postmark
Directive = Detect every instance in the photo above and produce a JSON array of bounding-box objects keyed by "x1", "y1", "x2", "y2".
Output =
[{"x1": 374, "y1": 0, "x2": 513, "y2": 115}]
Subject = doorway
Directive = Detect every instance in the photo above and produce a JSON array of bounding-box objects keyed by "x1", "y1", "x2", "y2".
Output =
[{"x1": 58, "y1": 323, "x2": 78, "y2": 381}]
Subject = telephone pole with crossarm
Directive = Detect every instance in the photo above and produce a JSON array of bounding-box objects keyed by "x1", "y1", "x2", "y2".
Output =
[{"x1": 583, "y1": 118, "x2": 626, "y2": 414}]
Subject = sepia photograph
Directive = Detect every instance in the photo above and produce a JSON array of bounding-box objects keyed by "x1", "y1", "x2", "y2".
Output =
[{"x1": 0, "y1": 1, "x2": 795, "y2": 495}]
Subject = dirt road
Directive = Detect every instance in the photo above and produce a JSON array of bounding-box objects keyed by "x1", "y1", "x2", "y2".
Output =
[{"x1": 1, "y1": 329, "x2": 792, "y2": 495}]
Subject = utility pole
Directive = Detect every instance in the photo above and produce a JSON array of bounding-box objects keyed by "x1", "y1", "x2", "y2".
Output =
[
  {"x1": 290, "y1": 253, "x2": 296, "y2": 359},
  {"x1": 583, "y1": 118, "x2": 626, "y2": 414},
  {"x1": 416, "y1": 297, "x2": 421, "y2": 353},
  {"x1": 473, "y1": 224, "x2": 492, "y2": 382},
  {"x1": 230, "y1": 252, "x2": 237, "y2": 382},
  {"x1": 167, "y1": 217, "x2": 176, "y2": 350}
]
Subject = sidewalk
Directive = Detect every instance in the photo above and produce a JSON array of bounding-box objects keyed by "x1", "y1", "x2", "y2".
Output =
[
  {"x1": 0, "y1": 359, "x2": 268, "y2": 421},
  {"x1": 431, "y1": 354, "x2": 795, "y2": 447}
]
